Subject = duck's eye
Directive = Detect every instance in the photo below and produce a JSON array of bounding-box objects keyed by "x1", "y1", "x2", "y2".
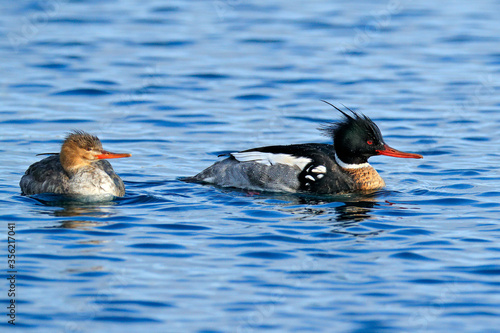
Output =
[
  {"x1": 86, "y1": 147, "x2": 92, "y2": 151},
  {"x1": 367, "y1": 140, "x2": 373, "y2": 145}
]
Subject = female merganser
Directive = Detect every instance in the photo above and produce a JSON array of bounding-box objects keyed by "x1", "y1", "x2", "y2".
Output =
[
  {"x1": 187, "y1": 102, "x2": 423, "y2": 194},
  {"x1": 20, "y1": 130, "x2": 131, "y2": 198}
]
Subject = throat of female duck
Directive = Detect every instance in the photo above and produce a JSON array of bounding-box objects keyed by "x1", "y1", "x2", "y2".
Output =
[{"x1": 59, "y1": 146, "x2": 92, "y2": 176}]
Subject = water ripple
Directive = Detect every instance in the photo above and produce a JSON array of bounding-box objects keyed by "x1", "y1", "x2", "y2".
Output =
[
  {"x1": 52, "y1": 88, "x2": 112, "y2": 96},
  {"x1": 240, "y1": 251, "x2": 295, "y2": 259}
]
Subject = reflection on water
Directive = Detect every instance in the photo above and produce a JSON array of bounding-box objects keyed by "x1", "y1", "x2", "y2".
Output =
[
  {"x1": 257, "y1": 189, "x2": 380, "y2": 222},
  {"x1": 217, "y1": 188, "x2": 384, "y2": 238},
  {"x1": 51, "y1": 206, "x2": 115, "y2": 218},
  {"x1": 57, "y1": 220, "x2": 107, "y2": 230},
  {"x1": 64, "y1": 266, "x2": 106, "y2": 274},
  {"x1": 27, "y1": 194, "x2": 119, "y2": 218},
  {"x1": 334, "y1": 200, "x2": 376, "y2": 223}
]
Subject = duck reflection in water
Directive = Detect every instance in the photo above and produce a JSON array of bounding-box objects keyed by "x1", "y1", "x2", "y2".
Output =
[
  {"x1": 267, "y1": 191, "x2": 383, "y2": 237},
  {"x1": 26, "y1": 194, "x2": 118, "y2": 219},
  {"x1": 238, "y1": 188, "x2": 382, "y2": 222},
  {"x1": 57, "y1": 220, "x2": 106, "y2": 231}
]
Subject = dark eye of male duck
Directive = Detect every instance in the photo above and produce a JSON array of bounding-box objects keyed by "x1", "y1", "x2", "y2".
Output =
[
  {"x1": 20, "y1": 130, "x2": 131, "y2": 198},
  {"x1": 186, "y1": 102, "x2": 423, "y2": 194}
]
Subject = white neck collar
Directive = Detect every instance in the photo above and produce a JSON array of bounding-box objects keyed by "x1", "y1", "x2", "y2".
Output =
[{"x1": 335, "y1": 153, "x2": 370, "y2": 169}]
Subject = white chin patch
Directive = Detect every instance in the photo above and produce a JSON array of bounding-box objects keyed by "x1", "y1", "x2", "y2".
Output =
[
  {"x1": 231, "y1": 152, "x2": 312, "y2": 170},
  {"x1": 334, "y1": 154, "x2": 370, "y2": 169}
]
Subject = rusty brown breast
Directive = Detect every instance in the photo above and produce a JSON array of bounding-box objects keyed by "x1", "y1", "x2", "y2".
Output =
[{"x1": 343, "y1": 165, "x2": 385, "y2": 191}]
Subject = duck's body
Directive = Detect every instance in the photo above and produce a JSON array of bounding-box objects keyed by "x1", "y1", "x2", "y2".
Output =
[
  {"x1": 20, "y1": 131, "x2": 131, "y2": 198},
  {"x1": 190, "y1": 143, "x2": 385, "y2": 194},
  {"x1": 20, "y1": 155, "x2": 126, "y2": 197},
  {"x1": 188, "y1": 103, "x2": 422, "y2": 194}
]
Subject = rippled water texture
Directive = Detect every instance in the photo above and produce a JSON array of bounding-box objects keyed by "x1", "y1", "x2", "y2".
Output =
[{"x1": 1, "y1": 0, "x2": 500, "y2": 332}]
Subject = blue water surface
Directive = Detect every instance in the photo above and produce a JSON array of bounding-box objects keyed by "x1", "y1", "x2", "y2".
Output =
[{"x1": 1, "y1": 0, "x2": 500, "y2": 332}]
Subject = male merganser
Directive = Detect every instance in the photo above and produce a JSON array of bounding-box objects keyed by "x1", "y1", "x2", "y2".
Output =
[
  {"x1": 187, "y1": 102, "x2": 423, "y2": 194},
  {"x1": 20, "y1": 130, "x2": 131, "y2": 198}
]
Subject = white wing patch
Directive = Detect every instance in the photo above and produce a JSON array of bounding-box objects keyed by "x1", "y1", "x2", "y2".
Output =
[
  {"x1": 302, "y1": 164, "x2": 327, "y2": 183},
  {"x1": 231, "y1": 152, "x2": 312, "y2": 170},
  {"x1": 311, "y1": 165, "x2": 327, "y2": 173}
]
